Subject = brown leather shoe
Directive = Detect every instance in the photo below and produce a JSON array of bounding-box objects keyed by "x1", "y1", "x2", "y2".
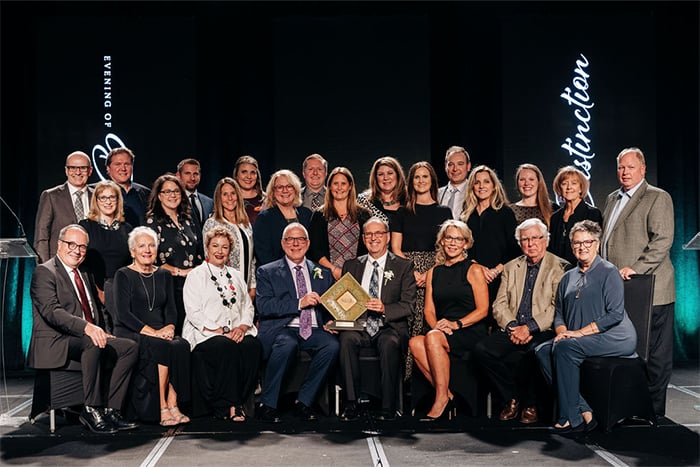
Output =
[
  {"x1": 520, "y1": 406, "x2": 539, "y2": 424},
  {"x1": 499, "y1": 399, "x2": 520, "y2": 421}
]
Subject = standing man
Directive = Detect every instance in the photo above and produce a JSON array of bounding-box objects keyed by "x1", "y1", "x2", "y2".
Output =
[
  {"x1": 28, "y1": 225, "x2": 138, "y2": 433},
  {"x1": 338, "y1": 217, "x2": 416, "y2": 421},
  {"x1": 474, "y1": 218, "x2": 569, "y2": 424},
  {"x1": 105, "y1": 147, "x2": 150, "y2": 227},
  {"x1": 176, "y1": 158, "x2": 214, "y2": 248},
  {"x1": 300, "y1": 153, "x2": 328, "y2": 211},
  {"x1": 34, "y1": 151, "x2": 95, "y2": 263},
  {"x1": 601, "y1": 147, "x2": 675, "y2": 418},
  {"x1": 255, "y1": 223, "x2": 339, "y2": 422},
  {"x1": 437, "y1": 145, "x2": 472, "y2": 219}
]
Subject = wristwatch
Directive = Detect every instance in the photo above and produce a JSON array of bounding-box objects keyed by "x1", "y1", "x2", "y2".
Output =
[
  {"x1": 222, "y1": 325, "x2": 230, "y2": 334},
  {"x1": 455, "y1": 320, "x2": 463, "y2": 329}
]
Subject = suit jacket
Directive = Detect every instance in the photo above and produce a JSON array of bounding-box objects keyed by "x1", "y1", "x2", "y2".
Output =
[
  {"x1": 602, "y1": 180, "x2": 675, "y2": 305},
  {"x1": 27, "y1": 256, "x2": 108, "y2": 369},
  {"x1": 188, "y1": 191, "x2": 214, "y2": 259},
  {"x1": 255, "y1": 258, "x2": 333, "y2": 349},
  {"x1": 492, "y1": 252, "x2": 570, "y2": 332},
  {"x1": 252, "y1": 205, "x2": 313, "y2": 266},
  {"x1": 342, "y1": 252, "x2": 416, "y2": 336},
  {"x1": 34, "y1": 183, "x2": 94, "y2": 263}
]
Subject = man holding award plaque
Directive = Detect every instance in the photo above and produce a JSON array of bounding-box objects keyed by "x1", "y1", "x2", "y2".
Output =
[{"x1": 337, "y1": 217, "x2": 416, "y2": 421}]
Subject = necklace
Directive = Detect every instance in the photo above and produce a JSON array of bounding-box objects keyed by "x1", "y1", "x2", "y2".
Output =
[
  {"x1": 382, "y1": 199, "x2": 397, "y2": 206},
  {"x1": 138, "y1": 270, "x2": 156, "y2": 311},
  {"x1": 206, "y1": 262, "x2": 236, "y2": 308}
]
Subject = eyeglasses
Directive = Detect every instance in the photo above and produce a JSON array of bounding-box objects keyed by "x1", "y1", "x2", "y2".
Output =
[
  {"x1": 283, "y1": 236, "x2": 308, "y2": 243},
  {"x1": 443, "y1": 235, "x2": 466, "y2": 244},
  {"x1": 66, "y1": 166, "x2": 90, "y2": 173},
  {"x1": 160, "y1": 189, "x2": 181, "y2": 196},
  {"x1": 363, "y1": 231, "x2": 388, "y2": 238},
  {"x1": 59, "y1": 239, "x2": 88, "y2": 253},
  {"x1": 571, "y1": 239, "x2": 598, "y2": 249},
  {"x1": 97, "y1": 195, "x2": 117, "y2": 202},
  {"x1": 520, "y1": 235, "x2": 545, "y2": 244},
  {"x1": 274, "y1": 184, "x2": 294, "y2": 192}
]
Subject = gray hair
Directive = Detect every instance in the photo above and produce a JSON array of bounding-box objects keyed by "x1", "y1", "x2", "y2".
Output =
[
  {"x1": 514, "y1": 218, "x2": 550, "y2": 246},
  {"x1": 445, "y1": 145, "x2": 470, "y2": 164},
  {"x1": 58, "y1": 224, "x2": 89, "y2": 243},
  {"x1": 282, "y1": 222, "x2": 309, "y2": 239},
  {"x1": 362, "y1": 216, "x2": 389, "y2": 233},
  {"x1": 128, "y1": 226, "x2": 159, "y2": 250},
  {"x1": 569, "y1": 219, "x2": 602, "y2": 242}
]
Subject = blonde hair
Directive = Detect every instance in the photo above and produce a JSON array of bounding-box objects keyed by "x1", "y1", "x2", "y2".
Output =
[
  {"x1": 460, "y1": 165, "x2": 510, "y2": 222},
  {"x1": 263, "y1": 170, "x2": 302, "y2": 209},
  {"x1": 212, "y1": 177, "x2": 250, "y2": 227},
  {"x1": 434, "y1": 219, "x2": 474, "y2": 266},
  {"x1": 87, "y1": 180, "x2": 125, "y2": 223}
]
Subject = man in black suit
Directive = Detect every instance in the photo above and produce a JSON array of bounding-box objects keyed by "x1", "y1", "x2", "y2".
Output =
[
  {"x1": 176, "y1": 157, "x2": 213, "y2": 257},
  {"x1": 339, "y1": 217, "x2": 416, "y2": 421},
  {"x1": 105, "y1": 147, "x2": 150, "y2": 227},
  {"x1": 27, "y1": 224, "x2": 138, "y2": 433}
]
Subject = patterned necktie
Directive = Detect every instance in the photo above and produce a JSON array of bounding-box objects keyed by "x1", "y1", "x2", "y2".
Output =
[
  {"x1": 72, "y1": 269, "x2": 94, "y2": 324},
  {"x1": 311, "y1": 192, "x2": 322, "y2": 210},
  {"x1": 366, "y1": 261, "x2": 380, "y2": 337},
  {"x1": 190, "y1": 193, "x2": 202, "y2": 223},
  {"x1": 74, "y1": 190, "x2": 85, "y2": 220},
  {"x1": 295, "y1": 265, "x2": 312, "y2": 340}
]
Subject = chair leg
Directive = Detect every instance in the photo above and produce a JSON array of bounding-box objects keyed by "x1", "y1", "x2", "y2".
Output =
[{"x1": 50, "y1": 409, "x2": 56, "y2": 434}]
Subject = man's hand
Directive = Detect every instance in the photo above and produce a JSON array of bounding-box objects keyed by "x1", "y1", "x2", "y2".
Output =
[
  {"x1": 299, "y1": 292, "x2": 321, "y2": 309},
  {"x1": 365, "y1": 298, "x2": 385, "y2": 313},
  {"x1": 508, "y1": 324, "x2": 533, "y2": 345},
  {"x1": 84, "y1": 322, "x2": 112, "y2": 348},
  {"x1": 619, "y1": 267, "x2": 637, "y2": 280}
]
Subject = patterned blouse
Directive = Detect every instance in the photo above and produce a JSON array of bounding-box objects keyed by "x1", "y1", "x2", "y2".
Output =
[
  {"x1": 328, "y1": 217, "x2": 361, "y2": 269},
  {"x1": 146, "y1": 214, "x2": 203, "y2": 269}
]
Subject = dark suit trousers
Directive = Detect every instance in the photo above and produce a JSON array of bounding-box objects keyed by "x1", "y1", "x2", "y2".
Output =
[
  {"x1": 339, "y1": 327, "x2": 404, "y2": 410},
  {"x1": 260, "y1": 327, "x2": 339, "y2": 409},
  {"x1": 68, "y1": 335, "x2": 138, "y2": 409},
  {"x1": 474, "y1": 329, "x2": 554, "y2": 407},
  {"x1": 648, "y1": 303, "x2": 674, "y2": 416}
]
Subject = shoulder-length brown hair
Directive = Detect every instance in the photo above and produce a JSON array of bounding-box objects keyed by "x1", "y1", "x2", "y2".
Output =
[
  {"x1": 321, "y1": 167, "x2": 363, "y2": 222},
  {"x1": 87, "y1": 180, "x2": 125, "y2": 223},
  {"x1": 147, "y1": 174, "x2": 191, "y2": 222},
  {"x1": 233, "y1": 155, "x2": 264, "y2": 196},
  {"x1": 366, "y1": 156, "x2": 407, "y2": 205},
  {"x1": 406, "y1": 161, "x2": 438, "y2": 214},
  {"x1": 212, "y1": 177, "x2": 250, "y2": 227},
  {"x1": 460, "y1": 165, "x2": 509, "y2": 222}
]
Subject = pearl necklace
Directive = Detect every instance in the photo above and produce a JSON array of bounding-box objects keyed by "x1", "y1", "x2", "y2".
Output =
[{"x1": 206, "y1": 261, "x2": 236, "y2": 308}]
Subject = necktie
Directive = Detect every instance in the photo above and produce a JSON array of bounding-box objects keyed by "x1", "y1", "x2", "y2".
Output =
[
  {"x1": 311, "y1": 192, "x2": 322, "y2": 210},
  {"x1": 74, "y1": 190, "x2": 85, "y2": 220},
  {"x1": 72, "y1": 269, "x2": 94, "y2": 324},
  {"x1": 366, "y1": 261, "x2": 380, "y2": 337},
  {"x1": 295, "y1": 265, "x2": 312, "y2": 340},
  {"x1": 190, "y1": 193, "x2": 202, "y2": 223}
]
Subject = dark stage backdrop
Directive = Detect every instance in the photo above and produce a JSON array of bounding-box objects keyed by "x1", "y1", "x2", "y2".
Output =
[{"x1": 1, "y1": 2, "x2": 697, "y2": 371}]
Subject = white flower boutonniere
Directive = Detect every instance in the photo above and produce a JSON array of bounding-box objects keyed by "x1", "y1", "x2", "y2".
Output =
[
  {"x1": 313, "y1": 267, "x2": 324, "y2": 280},
  {"x1": 383, "y1": 270, "x2": 394, "y2": 285}
]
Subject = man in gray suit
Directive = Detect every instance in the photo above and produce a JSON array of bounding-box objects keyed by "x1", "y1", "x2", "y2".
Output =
[
  {"x1": 300, "y1": 153, "x2": 328, "y2": 210},
  {"x1": 338, "y1": 217, "x2": 416, "y2": 421},
  {"x1": 28, "y1": 224, "x2": 138, "y2": 433},
  {"x1": 601, "y1": 147, "x2": 675, "y2": 417},
  {"x1": 437, "y1": 145, "x2": 472, "y2": 219},
  {"x1": 34, "y1": 151, "x2": 95, "y2": 263}
]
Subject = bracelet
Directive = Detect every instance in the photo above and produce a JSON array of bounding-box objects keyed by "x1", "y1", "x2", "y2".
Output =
[{"x1": 176, "y1": 268, "x2": 180, "y2": 277}]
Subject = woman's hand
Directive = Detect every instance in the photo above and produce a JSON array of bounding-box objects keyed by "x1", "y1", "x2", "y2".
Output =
[
  {"x1": 154, "y1": 325, "x2": 175, "y2": 340},
  {"x1": 229, "y1": 326, "x2": 245, "y2": 343},
  {"x1": 414, "y1": 270, "x2": 427, "y2": 287},
  {"x1": 481, "y1": 264, "x2": 500, "y2": 284},
  {"x1": 554, "y1": 330, "x2": 581, "y2": 342},
  {"x1": 331, "y1": 266, "x2": 342, "y2": 281},
  {"x1": 435, "y1": 318, "x2": 458, "y2": 335}
]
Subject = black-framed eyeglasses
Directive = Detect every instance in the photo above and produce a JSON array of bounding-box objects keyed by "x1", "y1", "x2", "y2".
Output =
[
  {"x1": 363, "y1": 231, "x2": 388, "y2": 238},
  {"x1": 59, "y1": 239, "x2": 88, "y2": 253},
  {"x1": 160, "y1": 189, "x2": 181, "y2": 196},
  {"x1": 571, "y1": 239, "x2": 598, "y2": 249},
  {"x1": 443, "y1": 235, "x2": 466, "y2": 244},
  {"x1": 283, "y1": 236, "x2": 308, "y2": 243},
  {"x1": 66, "y1": 166, "x2": 90, "y2": 173}
]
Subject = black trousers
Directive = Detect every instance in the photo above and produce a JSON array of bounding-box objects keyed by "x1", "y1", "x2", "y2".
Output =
[
  {"x1": 473, "y1": 329, "x2": 554, "y2": 408},
  {"x1": 648, "y1": 302, "x2": 675, "y2": 417},
  {"x1": 67, "y1": 334, "x2": 138, "y2": 409}
]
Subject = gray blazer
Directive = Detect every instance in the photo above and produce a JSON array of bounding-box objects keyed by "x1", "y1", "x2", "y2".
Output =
[
  {"x1": 27, "y1": 257, "x2": 108, "y2": 369},
  {"x1": 602, "y1": 180, "x2": 675, "y2": 305},
  {"x1": 33, "y1": 182, "x2": 94, "y2": 263}
]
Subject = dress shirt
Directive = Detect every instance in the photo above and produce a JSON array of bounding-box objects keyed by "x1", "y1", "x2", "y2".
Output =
[
  {"x1": 57, "y1": 257, "x2": 95, "y2": 320},
  {"x1": 360, "y1": 252, "x2": 388, "y2": 297},
  {"x1": 285, "y1": 256, "x2": 318, "y2": 327},
  {"x1": 439, "y1": 180, "x2": 468, "y2": 219},
  {"x1": 67, "y1": 183, "x2": 90, "y2": 220},
  {"x1": 509, "y1": 260, "x2": 541, "y2": 333},
  {"x1": 602, "y1": 179, "x2": 644, "y2": 258}
]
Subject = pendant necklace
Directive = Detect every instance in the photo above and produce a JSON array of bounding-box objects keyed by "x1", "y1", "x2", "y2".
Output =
[
  {"x1": 138, "y1": 268, "x2": 156, "y2": 311},
  {"x1": 206, "y1": 261, "x2": 236, "y2": 308}
]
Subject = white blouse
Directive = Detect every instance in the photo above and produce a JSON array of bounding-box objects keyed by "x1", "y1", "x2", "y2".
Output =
[{"x1": 182, "y1": 261, "x2": 257, "y2": 350}]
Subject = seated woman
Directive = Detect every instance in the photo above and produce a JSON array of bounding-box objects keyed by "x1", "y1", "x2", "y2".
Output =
[
  {"x1": 535, "y1": 220, "x2": 637, "y2": 433},
  {"x1": 408, "y1": 220, "x2": 489, "y2": 421},
  {"x1": 113, "y1": 226, "x2": 191, "y2": 426},
  {"x1": 183, "y1": 226, "x2": 262, "y2": 421}
]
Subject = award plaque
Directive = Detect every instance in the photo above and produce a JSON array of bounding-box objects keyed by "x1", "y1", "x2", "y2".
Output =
[{"x1": 320, "y1": 272, "x2": 370, "y2": 331}]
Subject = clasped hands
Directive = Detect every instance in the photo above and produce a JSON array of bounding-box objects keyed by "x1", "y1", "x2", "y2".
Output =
[
  {"x1": 435, "y1": 318, "x2": 459, "y2": 335},
  {"x1": 508, "y1": 324, "x2": 533, "y2": 345}
]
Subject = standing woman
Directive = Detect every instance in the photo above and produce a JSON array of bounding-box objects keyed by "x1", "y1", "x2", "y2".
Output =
[
  {"x1": 391, "y1": 162, "x2": 452, "y2": 343},
  {"x1": 409, "y1": 220, "x2": 489, "y2": 420},
  {"x1": 183, "y1": 226, "x2": 262, "y2": 422},
  {"x1": 357, "y1": 156, "x2": 408, "y2": 227},
  {"x1": 233, "y1": 155, "x2": 265, "y2": 225},
  {"x1": 79, "y1": 180, "x2": 133, "y2": 315},
  {"x1": 252, "y1": 169, "x2": 312, "y2": 266},
  {"x1": 146, "y1": 174, "x2": 203, "y2": 335},
  {"x1": 510, "y1": 163, "x2": 553, "y2": 226},
  {"x1": 203, "y1": 177, "x2": 256, "y2": 300},
  {"x1": 460, "y1": 166, "x2": 520, "y2": 316},
  {"x1": 309, "y1": 167, "x2": 371, "y2": 280},
  {"x1": 548, "y1": 166, "x2": 603, "y2": 265},
  {"x1": 113, "y1": 227, "x2": 191, "y2": 425}
]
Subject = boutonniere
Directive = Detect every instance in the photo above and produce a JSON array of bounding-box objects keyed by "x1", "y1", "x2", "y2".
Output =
[
  {"x1": 313, "y1": 267, "x2": 324, "y2": 280},
  {"x1": 383, "y1": 270, "x2": 394, "y2": 285}
]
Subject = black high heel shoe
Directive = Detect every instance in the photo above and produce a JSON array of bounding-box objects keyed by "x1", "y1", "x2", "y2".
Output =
[{"x1": 419, "y1": 398, "x2": 455, "y2": 422}]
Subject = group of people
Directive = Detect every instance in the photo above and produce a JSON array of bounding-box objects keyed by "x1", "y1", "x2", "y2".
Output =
[{"x1": 28, "y1": 144, "x2": 675, "y2": 435}]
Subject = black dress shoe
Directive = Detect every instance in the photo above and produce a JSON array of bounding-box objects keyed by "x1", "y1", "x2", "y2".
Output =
[
  {"x1": 340, "y1": 402, "x2": 360, "y2": 422},
  {"x1": 79, "y1": 406, "x2": 117, "y2": 434},
  {"x1": 294, "y1": 401, "x2": 318, "y2": 422},
  {"x1": 103, "y1": 408, "x2": 138, "y2": 431},
  {"x1": 257, "y1": 403, "x2": 281, "y2": 423},
  {"x1": 375, "y1": 409, "x2": 397, "y2": 422}
]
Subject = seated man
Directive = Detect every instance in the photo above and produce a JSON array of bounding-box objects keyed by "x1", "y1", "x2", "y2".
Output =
[
  {"x1": 339, "y1": 217, "x2": 416, "y2": 421},
  {"x1": 27, "y1": 224, "x2": 138, "y2": 433},
  {"x1": 474, "y1": 218, "x2": 569, "y2": 423},
  {"x1": 255, "y1": 222, "x2": 339, "y2": 422}
]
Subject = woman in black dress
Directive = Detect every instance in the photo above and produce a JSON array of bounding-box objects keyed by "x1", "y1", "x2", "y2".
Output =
[
  {"x1": 113, "y1": 226, "x2": 191, "y2": 426},
  {"x1": 79, "y1": 180, "x2": 132, "y2": 316},
  {"x1": 233, "y1": 155, "x2": 265, "y2": 225},
  {"x1": 145, "y1": 174, "x2": 203, "y2": 335},
  {"x1": 548, "y1": 166, "x2": 603, "y2": 265},
  {"x1": 409, "y1": 220, "x2": 489, "y2": 420},
  {"x1": 510, "y1": 163, "x2": 553, "y2": 227},
  {"x1": 357, "y1": 156, "x2": 407, "y2": 228}
]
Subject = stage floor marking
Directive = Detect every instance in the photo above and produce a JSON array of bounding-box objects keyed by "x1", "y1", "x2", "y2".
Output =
[
  {"x1": 140, "y1": 426, "x2": 182, "y2": 467},
  {"x1": 588, "y1": 444, "x2": 630, "y2": 467},
  {"x1": 367, "y1": 436, "x2": 390, "y2": 467}
]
